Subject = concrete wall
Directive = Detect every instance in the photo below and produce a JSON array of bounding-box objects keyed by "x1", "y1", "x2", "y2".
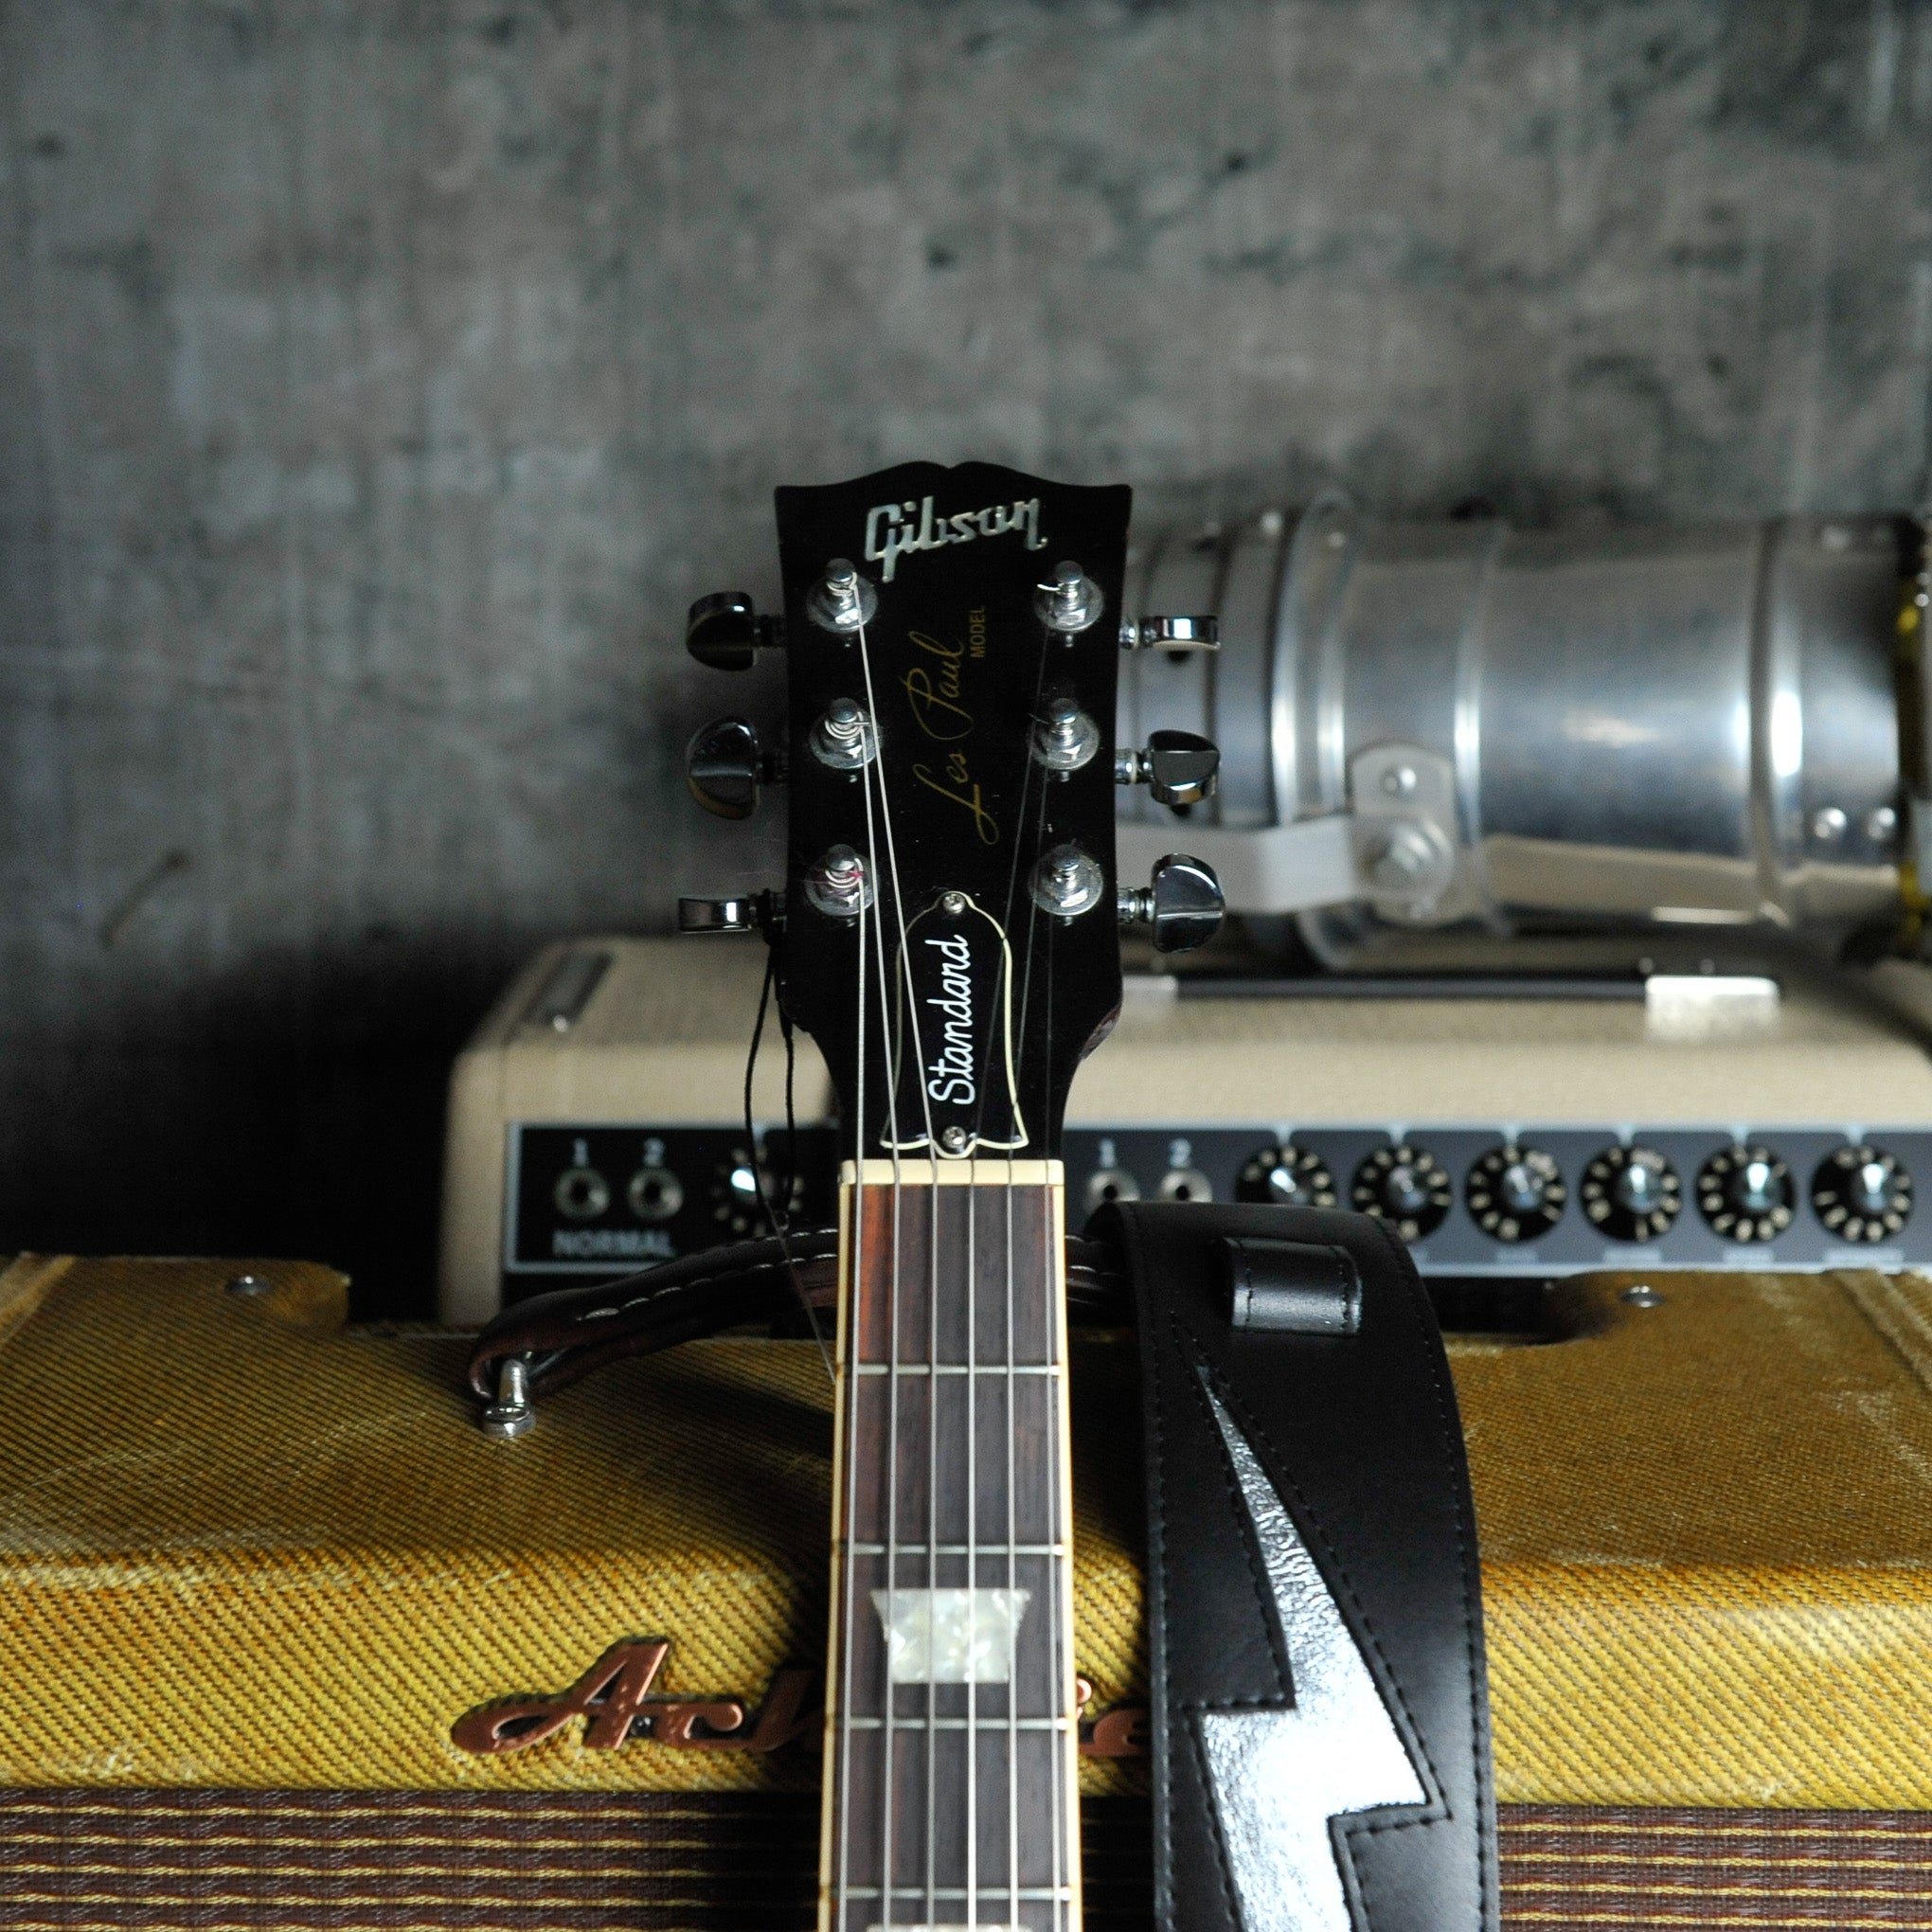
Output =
[{"x1": 4, "y1": 0, "x2": 1931, "y2": 1310}]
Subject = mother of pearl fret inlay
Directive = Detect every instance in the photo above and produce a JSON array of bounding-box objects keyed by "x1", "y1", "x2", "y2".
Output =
[{"x1": 870, "y1": 1587, "x2": 1031, "y2": 1684}]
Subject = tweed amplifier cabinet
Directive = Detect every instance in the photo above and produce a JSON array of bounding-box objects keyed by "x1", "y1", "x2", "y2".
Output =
[
  {"x1": 440, "y1": 935, "x2": 1932, "y2": 1322},
  {"x1": 9, "y1": 1251, "x2": 1932, "y2": 1926}
]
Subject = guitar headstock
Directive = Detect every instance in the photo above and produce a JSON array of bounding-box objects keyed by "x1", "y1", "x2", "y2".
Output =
[{"x1": 681, "y1": 461, "x2": 1223, "y2": 1162}]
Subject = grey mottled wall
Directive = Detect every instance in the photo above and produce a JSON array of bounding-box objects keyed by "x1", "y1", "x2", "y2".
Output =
[{"x1": 4, "y1": 0, "x2": 1931, "y2": 1308}]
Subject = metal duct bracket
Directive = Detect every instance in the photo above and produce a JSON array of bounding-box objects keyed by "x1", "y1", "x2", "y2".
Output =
[{"x1": 1348, "y1": 743, "x2": 1480, "y2": 925}]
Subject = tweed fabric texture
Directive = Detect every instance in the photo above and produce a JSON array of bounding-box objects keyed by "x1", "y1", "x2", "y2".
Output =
[
  {"x1": 3, "y1": 1791, "x2": 1927, "y2": 1930},
  {"x1": 8, "y1": 1258, "x2": 1932, "y2": 1807}
]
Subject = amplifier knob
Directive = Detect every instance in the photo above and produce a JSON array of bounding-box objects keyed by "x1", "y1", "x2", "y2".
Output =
[
  {"x1": 1811, "y1": 1145, "x2": 1913, "y2": 1243},
  {"x1": 1465, "y1": 1143, "x2": 1566, "y2": 1243},
  {"x1": 1351, "y1": 1144, "x2": 1453, "y2": 1243},
  {"x1": 1698, "y1": 1144, "x2": 1796, "y2": 1243},
  {"x1": 709, "y1": 1145, "x2": 805, "y2": 1239},
  {"x1": 1237, "y1": 1145, "x2": 1337, "y2": 1208},
  {"x1": 1579, "y1": 1145, "x2": 1682, "y2": 1242}
]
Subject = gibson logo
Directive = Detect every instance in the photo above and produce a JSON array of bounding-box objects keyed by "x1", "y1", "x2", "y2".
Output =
[
  {"x1": 865, "y1": 494, "x2": 1046, "y2": 582},
  {"x1": 450, "y1": 1639, "x2": 815, "y2": 1755}
]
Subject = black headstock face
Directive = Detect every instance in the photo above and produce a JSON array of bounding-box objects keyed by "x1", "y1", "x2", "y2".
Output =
[{"x1": 774, "y1": 462, "x2": 1131, "y2": 1162}]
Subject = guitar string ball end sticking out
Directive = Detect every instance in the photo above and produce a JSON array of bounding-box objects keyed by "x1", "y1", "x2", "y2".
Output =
[
  {"x1": 808, "y1": 559, "x2": 878, "y2": 635},
  {"x1": 1035, "y1": 561, "x2": 1102, "y2": 635}
]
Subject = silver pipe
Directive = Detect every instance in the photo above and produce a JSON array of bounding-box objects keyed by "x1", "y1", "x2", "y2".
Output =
[{"x1": 1119, "y1": 501, "x2": 1908, "y2": 960}]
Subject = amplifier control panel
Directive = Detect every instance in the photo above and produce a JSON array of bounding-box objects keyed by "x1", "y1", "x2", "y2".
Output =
[
  {"x1": 502, "y1": 1118, "x2": 1932, "y2": 1303},
  {"x1": 1062, "y1": 1126, "x2": 1931, "y2": 1275}
]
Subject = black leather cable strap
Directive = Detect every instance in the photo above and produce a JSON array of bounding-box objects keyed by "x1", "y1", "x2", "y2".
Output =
[
  {"x1": 1091, "y1": 1200, "x2": 1497, "y2": 1932},
  {"x1": 468, "y1": 1228, "x2": 1132, "y2": 1401}
]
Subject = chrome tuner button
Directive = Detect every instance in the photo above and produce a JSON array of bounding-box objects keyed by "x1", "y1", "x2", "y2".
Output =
[
  {"x1": 807, "y1": 559, "x2": 878, "y2": 635},
  {"x1": 1466, "y1": 1142, "x2": 1566, "y2": 1243},
  {"x1": 1811, "y1": 1144, "x2": 1913, "y2": 1243},
  {"x1": 1119, "y1": 614, "x2": 1220, "y2": 652},
  {"x1": 1351, "y1": 1144, "x2": 1453, "y2": 1243},
  {"x1": 1237, "y1": 1144, "x2": 1336, "y2": 1208},
  {"x1": 686, "y1": 715, "x2": 771, "y2": 820},
  {"x1": 1031, "y1": 844, "x2": 1107, "y2": 920},
  {"x1": 1115, "y1": 729, "x2": 1220, "y2": 807},
  {"x1": 1697, "y1": 1143, "x2": 1796, "y2": 1243},
  {"x1": 1117, "y1": 851, "x2": 1224, "y2": 953},
  {"x1": 677, "y1": 895, "x2": 761, "y2": 935},
  {"x1": 804, "y1": 845, "x2": 874, "y2": 920},
  {"x1": 1580, "y1": 1145, "x2": 1682, "y2": 1242},
  {"x1": 809, "y1": 697, "x2": 877, "y2": 771},
  {"x1": 1034, "y1": 561, "x2": 1102, "y2": 635},
  {"x1": 1033, "y1": 697, "x2": 1100, "y2": 774},
  {"x1": 686, "y1": 591, "x2": 783, "y2": 671}
]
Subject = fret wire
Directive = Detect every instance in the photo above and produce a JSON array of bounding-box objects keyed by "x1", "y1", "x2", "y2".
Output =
[
  {"x1": 843, "y1": 1887, "x2": 1075, "y2": 1903},
  {"x1": 851, "y1": 1361, "x2": 1061, "y2": 1376},
  {"x1": 843, "y1": 1716, "x2": 1071, "y2": 1731},
  {"x1": 848, "y1": 1542, "x2": 1064, "y2": 1557}
]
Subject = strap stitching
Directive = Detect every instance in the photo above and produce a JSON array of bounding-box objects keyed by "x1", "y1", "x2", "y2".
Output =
[{"x1": 1365, "y1": 1208, "x2": 1497, "y2": 1923}]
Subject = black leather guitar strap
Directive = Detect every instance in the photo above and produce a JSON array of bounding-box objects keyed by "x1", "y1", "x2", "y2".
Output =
[{"x1": 1091, "y1": 1201, "x2": 1496, "y2": 1932}]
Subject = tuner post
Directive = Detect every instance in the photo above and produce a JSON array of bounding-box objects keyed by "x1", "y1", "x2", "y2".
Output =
[
  {"x1": 1118, "y1": 851, "x2": 1225, "y2": 953},
  {"x1": 686, "y1": 592, "x2": 784, "y2": 671},
  {"x1": 1035, "y1": 562, "x2": 1103, "y2": 636},
  {"x1": 1033, "y1": 697, "x2": 1100, "y2": 775},
  {"x1": 809, "y1": 697, "x2": 877, "y2": 772},
  {"x1": 804, "y1": 845, "x2": 874, "y2": 920},
  {"x1": 1030, "y1": 845, "x2": 1107, "y2": 921},
  {"x1": 807, "y1": 559, "x2": 878, "y2": 636}
]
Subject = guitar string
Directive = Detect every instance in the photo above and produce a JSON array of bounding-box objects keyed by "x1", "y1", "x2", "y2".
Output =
[
  {"x1": 968, "y1": 605, "x2": 1071, "y2": 1932},
  {"x1": 850, "y1": 666, "x2": 902, "y2": 1932},
  {"x1": 999, "y1": 620, "x2": 1067, "y2": 1932},
  {"x1": 1017, "y1": 741, "x2": 1069, "y2": 1932},
  {"x1": 853, "y1": 609, "x2": 942, "y2": 1931},
  {"x1": 995, "y1": 634, "x2": 1054, "y2": 1932},
  {"x1": 834, "y1": 791, "x2": 869, "y2": 1932}
]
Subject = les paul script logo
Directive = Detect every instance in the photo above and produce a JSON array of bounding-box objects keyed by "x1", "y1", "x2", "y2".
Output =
[{"x1": 906, "y1": 613, "x2": 996, "y2": 845}]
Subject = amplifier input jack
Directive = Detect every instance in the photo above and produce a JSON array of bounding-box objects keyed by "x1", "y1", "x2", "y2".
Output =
[
  {"x1": 553, "y1": 1166, "x2": 611, "y2": 1221},
  {"x1": 627, "y1": 1166, "x2": 685, "y2": 1223},
  {"x1": 1083, "y1": 1167, "x2": 1142, "y2": 1215},
  {"x1": 1159, "y1": 1168, "x2": 1214, "y2": 1204}
]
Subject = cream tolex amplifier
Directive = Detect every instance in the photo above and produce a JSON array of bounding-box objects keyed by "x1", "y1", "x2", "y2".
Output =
[{"x1": 438, "y1": 935, "x2": 1932, "y2": 1323}]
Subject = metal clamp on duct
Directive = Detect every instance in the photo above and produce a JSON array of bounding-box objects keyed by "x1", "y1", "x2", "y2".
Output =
[{"x1": 1118, "y1": 494, "x2": 1924, "y2": 963}]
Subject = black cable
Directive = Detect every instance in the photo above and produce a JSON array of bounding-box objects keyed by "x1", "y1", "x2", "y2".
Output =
[{"x1": 746, "y1": 938, "x2": 832, "y2": 1374}]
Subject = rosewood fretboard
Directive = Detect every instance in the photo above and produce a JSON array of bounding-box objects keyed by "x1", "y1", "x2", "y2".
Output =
[{"x1": 820, "y1": 1160, "x2": 1080, "y2": 1932}]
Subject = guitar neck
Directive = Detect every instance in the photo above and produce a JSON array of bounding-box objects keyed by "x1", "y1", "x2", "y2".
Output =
[{"x1": 820, "y1": 1158, "x2": 1080, "y2": 1932}]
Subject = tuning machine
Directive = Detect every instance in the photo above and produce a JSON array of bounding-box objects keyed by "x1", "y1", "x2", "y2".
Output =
[
  {"x1": 677, "y1": 889, "x2": 784, "y2": 937},
  {"x1": 686, "y1": 716, "x2": 783, "y2": 820},
  {"x1": 1116, "y1": 729, "x2": 1220, "y2": 807},
  {"x1": 1119, "y1": 614, "x2": 1220, "y2": 653},
  {"x1": 687, "y1": 592, "x2": 785, "y2": 671},
  {"x1": 1118, "y1": 851, "x2": 1224, "y2": 953}
]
